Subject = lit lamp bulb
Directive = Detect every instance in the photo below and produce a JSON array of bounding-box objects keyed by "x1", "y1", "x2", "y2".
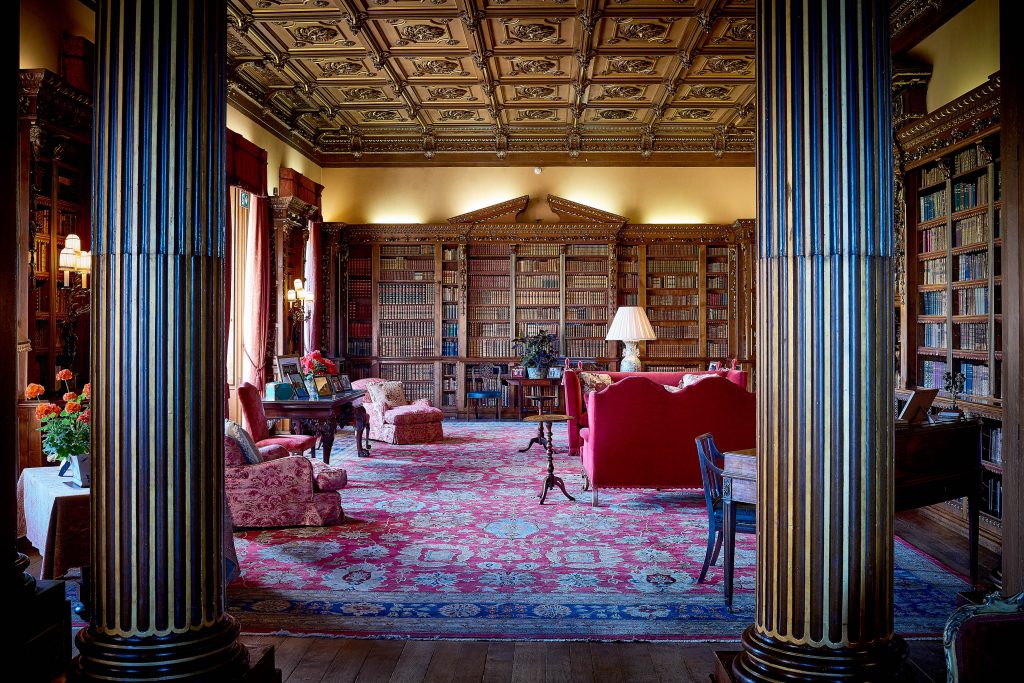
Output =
[
  {"x1": 78, "y1": 250, "x2": 91, "y2": 288},
  {"x1": 293, "y1": 278, "x2": 304, "y2": 292},
  {"x1": 59, "y1": 246, "x2": 77, "y2": 287}
]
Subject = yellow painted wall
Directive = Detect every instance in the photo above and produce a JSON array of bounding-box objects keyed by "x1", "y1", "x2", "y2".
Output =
[
  {"x1": 908, "y1": 0, "x2": 999, "y2": 112},
  {"x1": 227, "y1": 106, "x2": 324, "y2": 194},
  {"x1": 20, "y1": 0, "x2": 95, "y2": 71},
  {"x1": 319, "y1": 166, "x2": 756, "y2": 225}
]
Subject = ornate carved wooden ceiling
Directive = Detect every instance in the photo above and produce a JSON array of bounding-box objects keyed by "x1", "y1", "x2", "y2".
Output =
[{"x1": 227, "y1": 0, "x2": 756, "y2": 166}]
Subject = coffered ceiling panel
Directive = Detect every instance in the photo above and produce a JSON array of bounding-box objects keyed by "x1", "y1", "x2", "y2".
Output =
[{"x1": 227, "y1": 0, "x2": 758, "y2": 165}]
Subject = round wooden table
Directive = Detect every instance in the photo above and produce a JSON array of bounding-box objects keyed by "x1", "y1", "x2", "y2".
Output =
[{"x1": 522, "y1": 413, "x2": 575, "y2": 504}]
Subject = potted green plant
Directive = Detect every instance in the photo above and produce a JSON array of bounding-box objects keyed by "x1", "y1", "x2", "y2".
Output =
[
  {"x1": 512, "y1": 330, "x2": 557, "y2": 379},
  {"x1": 27, "y1": 371, "x2": 92, "y2": 487}
]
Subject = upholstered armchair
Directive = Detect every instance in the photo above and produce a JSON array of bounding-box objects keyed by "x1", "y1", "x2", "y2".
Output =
[
  {"x1": 237, "y1": 381, "x2": 317, "y2": 456},
  {"x1": 224, "y1": 427, "x2": 346, "y2": 528},
  {"x1": 351, "y1": 378, "x2": 444, "y2": 445}
]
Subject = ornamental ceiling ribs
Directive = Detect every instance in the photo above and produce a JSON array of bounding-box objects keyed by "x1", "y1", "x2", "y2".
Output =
[{"x1": 226, "y1": 0, "x2": 757, "y2": 166}]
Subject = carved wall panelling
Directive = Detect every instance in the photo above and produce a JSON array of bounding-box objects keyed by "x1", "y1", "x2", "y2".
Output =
[{"x1": 269, "y1": 195, "x2": 319, "y2": 359}]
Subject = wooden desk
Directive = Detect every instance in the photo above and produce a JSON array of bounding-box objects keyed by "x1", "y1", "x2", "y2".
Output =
[
  {"x1": 262, "y1": 390, "x2": 369, "y2": 463},
  {"x1": 720, "y1": 419, "x2": 983, "y2": 607},
  {"x1": 502, "y1": 377, "x2": 563, "y2": 421}
]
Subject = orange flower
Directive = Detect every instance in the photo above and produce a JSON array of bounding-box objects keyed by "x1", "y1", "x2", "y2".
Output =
[
  {"x1": 77, "y1": 409, "x2": 91, "y2": 424},
  {"x1": 81, "y1": 383, "x2": 91, "y2": 398},
  {"x1": 65, "y1": 401, "x2": 82, "y2": 414},
  {"x1": 63, "y1": 392, "x2": 78, "y2": 402},
  {"x1": 56, "y1": 369, "x2": 73, "y2": 381},
  {"x1": 25, "y1": 383, "x2": 45, "y2": 399},
  {"x1": 35, "y1": 403, "x2": 58, "y2": 420}
]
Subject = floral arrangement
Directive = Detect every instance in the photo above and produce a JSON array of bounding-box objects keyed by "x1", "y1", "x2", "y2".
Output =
[
  {"x1": 27, "y1": 371, "x2": 91, "y2": 467},
  {"x1": 300, "y1": 350, "x2": 338, "y2": 377}
]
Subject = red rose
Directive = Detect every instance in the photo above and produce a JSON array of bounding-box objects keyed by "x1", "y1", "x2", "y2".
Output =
[
  {"x1": 65, "y1": 401, "x2": 82, "y2": 414},
  {"x1": 63, "y1": 392, "x2": 78, "y2": 402},
  {"x1": 25, "y1": 383, "x2": 45, "y2": 399},
  {"x1": 56, "y1": 369, "x2": 73, "y2": 381},
  {"x1": 77, "y1": 409, "x2": 91, "y2": 424}
]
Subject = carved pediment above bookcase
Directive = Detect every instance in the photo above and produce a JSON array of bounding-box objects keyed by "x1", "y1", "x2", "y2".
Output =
[
  {"x1": 467, "y1": 223, "x2": 622, "y2": 243},
  {"x1": 340, "y1": 223, "x2": 470, "y2": 244},
  {"x1": 621, "y1": 218, "x2": 753, "y2": 244},
  {"x1": 546, "y1": 195, "x2": 627, "y2": 225},
  {"x1": 447, "y1": 196, "x2": 529, "y2": 225}
]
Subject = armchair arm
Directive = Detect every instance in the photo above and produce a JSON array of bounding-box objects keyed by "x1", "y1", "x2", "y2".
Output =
[
  {"x1": 258, "y1": 444, "x2": 291, "y2": 461},
  {"x1": 225, "y1": 456, "x2": 315, "y2": 493},
  {"x1": 412, "y1": 398, "x2": 433, "y2": 407},
  {"x1": 363, "y1": 400, "x2": 386, "y2": 427},
  {"x1": 563, "y1": 371, "x2": 586, "y2": 456}
]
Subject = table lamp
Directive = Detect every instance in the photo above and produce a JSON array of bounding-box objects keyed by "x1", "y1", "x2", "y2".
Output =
[{"x1": 605, "y1": 306, "x2": 656, "y2": 372}]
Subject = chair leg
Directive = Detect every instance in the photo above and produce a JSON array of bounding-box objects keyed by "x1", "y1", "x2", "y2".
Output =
[
  {"x1": 591, "y1": 488, "x2": 599, "y2": 508},
  {"x1": 473, "y1": 401, "x2": 478, "y2": 420},
  {"x1": 495, "y1": 400, "x2": 500, "y2": 421},
  {"x1": 581, "y1": 471, "x2": 591, "y2": 492},
  {"x1": 698, "y1": 528, "x2": 717, "y2": 584},
  {"x1": 710, "y1": 529, "x2": 723, "y2": 566}
]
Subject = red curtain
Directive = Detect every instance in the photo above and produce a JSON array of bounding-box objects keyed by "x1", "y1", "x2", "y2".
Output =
[
  {"x1": 304, "y1": 221, "x2": 322, "y2": 354},
  {"x1": 227, "y1": 130, "x2": 268, "y2": 195},
  {"x1": 242, "y1": 196, "x2": 272, "y2": 411}
]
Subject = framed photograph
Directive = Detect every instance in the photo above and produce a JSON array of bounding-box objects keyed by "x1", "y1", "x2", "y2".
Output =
[
  {"x1": 328, "y1": 375, "x2": 345, "y2": 395},
  {"x1": 546, "y1": 367, "x2": 563, "y2": 379},
  {"x1": 511, "y1": 366, "x2": 526, "y2": 378},
  {"x1": 313, "y1": 375, "x2": 333, "y2": 399},
  {"x1": 707, "y1": 361, "x2": 721, "y2": 371},
  {"x1": 277, "y1": 355, "x2": 301, "y2": 381},
  {"x1": 898, "y1": 388, "x2": 938, "y2": 425},
  {"x1": 339, "y1": 374, "x2": 352, "y2": 391},
  {"x1": 287, "y1": 371, "x2": 309, "y2": 400}
]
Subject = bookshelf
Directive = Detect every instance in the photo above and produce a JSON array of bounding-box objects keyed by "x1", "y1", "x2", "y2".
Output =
[
  {"x1": 336, "y1": 203, "x2": 754, "y2": 417},
  {"x1": 897, "y1": 76, "x2": 1003, "y2": 551},
  {"x1": 19, "y1": 70, "x2": 93, "y2": 391}
]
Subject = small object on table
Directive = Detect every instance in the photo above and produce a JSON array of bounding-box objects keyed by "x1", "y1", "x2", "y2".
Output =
[
  {"x1": 261, "y1": 390, "x2": 369, "y2": 462},
  {"x1": 519, "y1": 395, "x2": 556, "y2": 453},
  {"x1": 523, "y1": 413, "x2": 575, "y2": 504}
]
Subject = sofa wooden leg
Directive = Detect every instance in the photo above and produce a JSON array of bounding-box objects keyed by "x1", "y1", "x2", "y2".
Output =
[
  {"x1": 592, "y1": 488, "x2": 599, "y2": 507},
  {"x1": 581, "y1": 471, "x2": 591, "y2": 492}
]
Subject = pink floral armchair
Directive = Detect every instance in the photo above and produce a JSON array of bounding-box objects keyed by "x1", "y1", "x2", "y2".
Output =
[
  {"x1": 351, "y1": 378, "x2": 444, "y2": 445},
  {"x1": 224, "y1": 431, "x2": 346, "y2": 528}
]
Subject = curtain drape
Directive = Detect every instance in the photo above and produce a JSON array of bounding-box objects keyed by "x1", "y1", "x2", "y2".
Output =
[
  {"x1": 304, "y1": 221, "x2": 322, "y2": 354},
  {"x1": 241, "y1": 196, "x2": 272, "y2": 427}
]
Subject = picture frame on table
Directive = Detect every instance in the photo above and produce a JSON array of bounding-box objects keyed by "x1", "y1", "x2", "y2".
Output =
[
  {"x1": 287, "y1": 371, "x2": 309, "y2": 400},
  {"x1": 312, "y1": 376, "x2": 333, "y2": 399},
  {"x1": 546, "y1": 367, "x2": 563, "y2": 379},
  {"x1": 328, "y1": 375, "x2": 345, "y2": 395},
  {"x1": 510, "y1": 366, "x2": 526, "y2": 378},
  {"x1": 707, "y1": 361, "x2": 721, "y2": 371},
  {"x1": 277, "y1": 355, "x2": 301, "y2": 381},
  {"x1": 339, "y1": 374, "x2": 352, "y2": 391}
]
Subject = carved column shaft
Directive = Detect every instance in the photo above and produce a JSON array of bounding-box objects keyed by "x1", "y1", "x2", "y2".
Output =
[
  {"x1": 74, "y1": 0, "x2": 248, "y2": 679},
  {"x1": 735, "y1": 1, "x2": 906, "y2": 679}
]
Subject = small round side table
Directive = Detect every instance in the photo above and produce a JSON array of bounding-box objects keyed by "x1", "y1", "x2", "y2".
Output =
[
  {"x1": 519, "y1": 394, "x2": 556, "y2": 452},
  {"x1": 522, "y1": 413, "x2": 575, "y2": 504}
]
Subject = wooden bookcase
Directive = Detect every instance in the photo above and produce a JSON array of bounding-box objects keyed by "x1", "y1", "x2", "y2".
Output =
[
  {"x1": 330, "y1": 197, "x2": 754, "y2": 417},
  {"x1": 18, "y1": 70, "x2": 92, "y2": 392},
  {"x1": 897, "y1": 76, "x2": 1004, "y2": 551}
]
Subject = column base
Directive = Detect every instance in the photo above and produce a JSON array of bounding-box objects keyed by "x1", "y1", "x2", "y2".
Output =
[
  {"x1": 72, "y1": 614, "x2": 251, "y2": 681},
  {"x1": 728, "y1": 627, "x2": 912, "y2": 682}
]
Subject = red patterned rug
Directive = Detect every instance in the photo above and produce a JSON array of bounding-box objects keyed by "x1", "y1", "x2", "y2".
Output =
[{"x1": 228, "y1": 422, "x2": 968, "y2": 641}]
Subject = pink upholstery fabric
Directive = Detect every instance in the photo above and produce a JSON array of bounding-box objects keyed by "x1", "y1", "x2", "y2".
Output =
[
  {"x1": 581, "y1": 375, "x2": 755, "y2": 491},
  {"x1": 354, "y1": 377, "x2": 445, "y2": 444},
  {"x1": 563, "y1": 366, "x2": 748, "y2": 457},
  {"x1": 224, "y1": 433, "x2": 344, "y2": 529},
  {"x1": 258, "y1": 445, "x2": 290, "y2": 461},
  {"x1": 385, "y1": 404, "x2": 445, "y2": 426},
  {"x1": 238, "y1": 381, "x2": 317, "y2": 454},
  {"x1": 310, "y1": 459, "x2": 348, "y2": 492}
]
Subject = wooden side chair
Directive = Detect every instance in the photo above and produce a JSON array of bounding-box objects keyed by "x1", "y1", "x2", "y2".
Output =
[
  {"x1": 467, "y1": 363, "x2": 503, "y2": 420},
  {"x1": 694, "y1": 433, "x2": 756, "y2": 586}
]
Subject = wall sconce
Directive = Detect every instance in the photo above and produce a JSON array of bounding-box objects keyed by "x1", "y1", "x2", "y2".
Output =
[
  {"x1": 59, "y1": 233, "x2": 91, "y2": 289},
  {"x1": 286, "y1": 278, "x2": 314, "y2": 322}
]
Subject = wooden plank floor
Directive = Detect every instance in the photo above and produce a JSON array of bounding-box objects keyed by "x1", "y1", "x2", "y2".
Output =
[{"x1": 237, "y1": 635, "x2": 947, "y2": 683}]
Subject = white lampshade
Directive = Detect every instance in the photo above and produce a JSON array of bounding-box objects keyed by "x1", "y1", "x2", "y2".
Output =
[
  {"x1": 59, "y1": 245, "x2": 78, "y2": 270},
  {"x1": 606, "y1": 306, "x2": 656, "y2": 341},
  {"x1": 286, "y1": 289, "x2": 297, "y2": 301},
  {"x1": 65, "y1": 233, "x2": 82, "y2": 252},
  {"x1": 293, "y1": 278, "x2": 304, "y2": 291},
  {"x1": 301, "y1": 289, "x2": 314, "y2": 301},
  {"x1": 77, "y1": 250, "x2": 91, "y2": 272}
]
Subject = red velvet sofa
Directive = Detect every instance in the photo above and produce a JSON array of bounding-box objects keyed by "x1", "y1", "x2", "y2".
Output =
[
  {"x1": 563, "y1": 366, "x2": 748, "y2": 458},
  {"x1": 578, "y1": 375, "x2": 755, "y2": 505}
]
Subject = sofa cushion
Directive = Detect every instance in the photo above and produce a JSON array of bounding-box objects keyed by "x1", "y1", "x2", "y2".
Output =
[
  {"x1": 258, "y1": 444, "x2": 290, "y2": 461},
  {"x1": 367, "y1": 380, "x2": 408, "y2": 410},
  {"x1": 663, "y1": 384, "x2": 684, "y2": 393},
  {"x1": 310, "y1": 459, "x2": 348, "y2": 492},
  {"x1": 679, "y1": 372, "x2": 724, "y2": 389},
  {"x1": 384, "y1": 403, "x2": 444, "y2": 425},
  {"x1": 579, "y1": 372, "x2": 613, "y2": 396},
  {"x1": 225, "y1": 419, "x2": 262, "y2": 464},
  {"x1": 224, "y1": 435, "x2": 248, "y2": 467}
]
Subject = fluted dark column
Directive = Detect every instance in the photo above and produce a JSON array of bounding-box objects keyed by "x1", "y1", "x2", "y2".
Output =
[
  {"x1": 73, "y1": 1, "x2": 249, "y2": 679},
  {"x1": 733, "y1": 1, "x2": 907, "y2": 679}
]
